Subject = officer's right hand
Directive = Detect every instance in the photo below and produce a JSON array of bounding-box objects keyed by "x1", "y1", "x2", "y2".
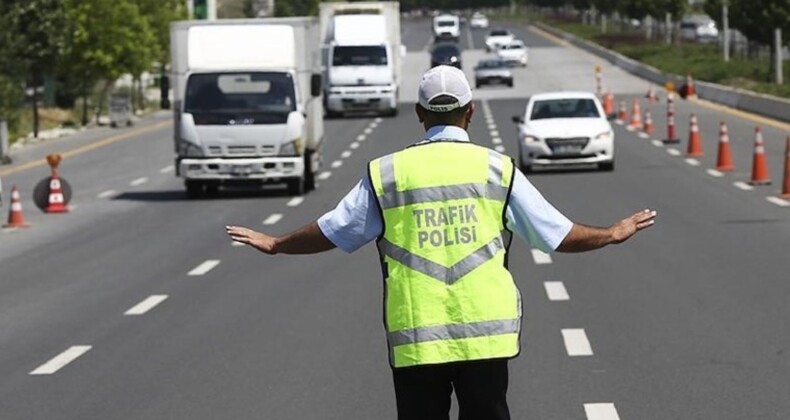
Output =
[{"x1": 226, "y1": 226, "x2": 278, "y2": 254}]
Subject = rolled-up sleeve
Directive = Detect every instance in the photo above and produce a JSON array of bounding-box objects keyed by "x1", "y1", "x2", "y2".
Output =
[
  {"x1": 505, "y1": 170, "x2": 573, "y2": 252},
  {"x1": 317, "y1": 177, "x2": 383, "y2": 253}
]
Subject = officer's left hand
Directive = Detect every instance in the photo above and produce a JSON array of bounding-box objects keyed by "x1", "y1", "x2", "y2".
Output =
[{"x1": 226, "y1": 226, "x2": 277, "y2": 254}]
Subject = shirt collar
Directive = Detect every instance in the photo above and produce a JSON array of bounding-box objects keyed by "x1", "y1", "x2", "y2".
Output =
[{"x1": 422, "y1": 125, "x2": 470, "y2": 143}]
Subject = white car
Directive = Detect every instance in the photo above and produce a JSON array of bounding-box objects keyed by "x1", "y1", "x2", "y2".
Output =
[
  {"x1": 470, "y1": 13, "x2": 489, "y2": 29},
  {"x1": 511, "y1": 92, "x2": 614, "y2": 172},
  {"x1": 433, "y1": 14, "x2": 460, "y2": 41},
  {"x1": 496, "y1": 40, "x2": 528, "y2": 67},
  {"x1": 485, "y1": 29, "x2": 514, "y2": 52}
]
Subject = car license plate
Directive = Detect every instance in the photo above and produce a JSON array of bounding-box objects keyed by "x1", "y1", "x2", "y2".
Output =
[
  {"x1": 231, "y1": 164, "x2": 252, "y2": 176},
  {"x1": 553, "y1": 145, "x2": 582, "y2": 155}
]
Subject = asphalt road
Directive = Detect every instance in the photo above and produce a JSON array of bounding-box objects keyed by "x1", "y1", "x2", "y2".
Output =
[{"x1": 1, "y1": 18, "x2": 789, "y2": 420}]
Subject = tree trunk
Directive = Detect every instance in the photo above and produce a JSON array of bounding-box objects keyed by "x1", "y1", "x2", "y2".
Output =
[
  {"x1": 95, "y1": 80, "x2": 111, "y2": 124},
  {"x1": 81, "y1": 78, "x2": 89, "y2": 126}
]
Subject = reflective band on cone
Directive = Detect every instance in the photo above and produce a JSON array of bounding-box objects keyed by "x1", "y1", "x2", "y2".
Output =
[
  {"x1": 3, "y1": 186, "x2": 29, "y2": 228},
  {"x1": 46, "y1": 171, "x2": 68, "y2": 213},
  {"x1": 749, "y1": 127, "x2": 771, "y2": 186}
]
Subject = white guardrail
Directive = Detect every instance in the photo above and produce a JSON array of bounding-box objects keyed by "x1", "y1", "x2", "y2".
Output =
[{"x1": 533, "y1": 21, "x2": 790, "y2": 124}]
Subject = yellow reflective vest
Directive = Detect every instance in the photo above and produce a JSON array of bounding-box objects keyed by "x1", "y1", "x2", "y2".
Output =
[{"x1": 369, "y1": 141, "x2": 521, "y2": 368}]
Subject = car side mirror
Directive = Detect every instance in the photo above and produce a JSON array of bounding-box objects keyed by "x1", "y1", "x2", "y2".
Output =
[
  {"x1": 511, "y1": 115, "x2": 524, "y2": 124},
  {"x1": 310, "y1": 73, "x2": 322, "y2": 98}
]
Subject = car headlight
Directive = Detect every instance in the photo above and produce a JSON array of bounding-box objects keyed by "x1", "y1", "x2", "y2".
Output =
[
  {"x1": 280, "y1": 138, "x2": 303, "y2": 156},
  {"x1": 179, "y1": 141, "x2": 204, "y2": 157},
  {"x1": 524, "y1": 135, "x2": 538, "y2": 143},
  {"x1": 594, "y1": 131, "x2": 613, "y2": 141}
]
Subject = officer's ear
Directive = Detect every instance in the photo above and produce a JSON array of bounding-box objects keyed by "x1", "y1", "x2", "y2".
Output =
[
  {"x1": 415, "y1": 103, "x2": 425, "y2": 123},
  {"x1": 464, "y1": 102, "x2": 475, "y2": 126}
]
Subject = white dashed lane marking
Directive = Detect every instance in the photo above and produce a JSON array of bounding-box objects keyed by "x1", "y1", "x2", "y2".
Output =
[
  {"x1": 357, "y1": 134, "x2": 366, "y2": 142},
  {"x1": 232, "y1": 241, "x2": 245, "y2": 247},
  {"x1": 188, "y1": 260, "x2": 220, "y2": 276},
  {"x1": 706, "y1": 169, "x2": 724, "y2": 177},
  {"x1": 733, "y1": 181, "x2": 754, "y2": 191},
  {"x1": 685, "y1": 158, "x2": 701, "y2": 166},
  {"x1": 492, "y1": 137, "x2": 502, "y2": 145},
  {"x1": 638, "y1": 132, "x2": 649, "y2": 139},
  {"x1": 487, "y1": 123, "x2": 497, "y2": 130},
  {"x1": 561, "y1": 328, "x2": 593, "y2": 356},
  {"x1": 263, "y1": 214, "x2": 283, "y2": 225},
  {"x1": 160, "y1": 165, "x2": 175, "y2": 174},
  {"x1": 584, "y1": 403, "x2": 621, "y2": 420},
  {"x1": 130, "y1": 177, "x2": 148, "y2": 186},
  {"x1": 124, "y1": 295, "x2": 168, "y2": 315},
  {"x1": 530, "y1": 248, "x2": 552, "y2": 264},
  {"x1": 97, "y1": 189, "x2": 117, "y2": 199},
  {"x1": 331, "y1": 160, "x2": 343, "y2": 169},
  {"x1": 651, "y1": 139, "x2": 664, "y2": 147},
  {"x1": 30, "y1": 345, "x2": 92, "y2": 375},
  {"x1": 286, "y1": 197, "x2": 304, "y2": 207},
  {"x1": 341, "y1": 150, "x2": 352, "y2": 158},
  {"x1": 666, "y1": 148, "x2": 681, "y2": 156},
  {"x1": 494, "y1": 145, "x2": 506, "y2": 153},
  {"x1": 490, "y1": 130, "x2": 500, "y2": 137},
  {"x1": 543, "y1": 281, "x2": 570, "y2": 301},
  {"x1": 364, "y1": 127, "x2": 373, "y2": 135},
  {"x1": 317, "y1": 171, "x2": 332, "y2": 180},
  {"x1": 375, "y1": 117, "x2": 383, "y2": 123},
  {"x1": 766, "y1": 196, "x2": 790, "y2": 207}
]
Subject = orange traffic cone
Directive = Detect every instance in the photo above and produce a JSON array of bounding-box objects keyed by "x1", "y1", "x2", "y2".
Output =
[
  {"x1": 616, "y1": 101, "x2": 627, "y2": 123},
  {"x1": 685, "y1": 73, "x2": 697, "y2": 99},
  {"x1": 749, "y1": 127, "x2": 771, "y2": 185},
  {"x1": 715, "y1": 121, "x2": 735, "y2": 172},
  {"x1": 645, "y1": 86, "x2": 659, "y2": 103},
  {"x1": 603, "y1": 91, "x2": 614, "y2": 117},
  {"x1": 686, "y1": 113, "x2": 703, "y2": 157},
  {"x1": 3, "y1": 186, "x2": 29, "y2": 228},
  {"x1": 45, "y1": 170, "x2": 68, "y2": 213},
  {"x1": 643, "y1": 109, "x2": 654, "y2": 135},
  {"x1": 781, "y1": 136, "x2": 790, "y2": 198},
  {"x1": 629, "y1": 98, "x2": 643, "y2": 129}
]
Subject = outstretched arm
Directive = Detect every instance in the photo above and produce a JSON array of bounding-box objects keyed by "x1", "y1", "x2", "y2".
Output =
[
  {"x1": 556, "y1": 209, "x2": 657, "y2": 253},
  {"x1": 226, "y1": 222, "x2": 336, "y2": 255}
]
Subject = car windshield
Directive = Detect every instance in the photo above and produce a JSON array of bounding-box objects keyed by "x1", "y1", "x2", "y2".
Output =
[
  {"x1": 478, "y1": 60, "x2": 505, "y2": 69},
  {"x1": 433, "y1": 45, "x2": 460, "y2": 56},
  {"x1": 503, "y1": 43, "x2": 523, "y2": 50},
  {"x1": 437, "y1": 20, "x2": 456, "y2": 27},
  {"x1": 530, "y1": 99, "x2": 600, "y2": 120},
  {"x1": 490, "y1": 30, "x2": 509, "y2": 36},
  {"x1": 332, "y1": 46, "x2": 388, "y2": 66},
  {"x1": 185, "y1": 72, "x2": 296, "y2": 122}
]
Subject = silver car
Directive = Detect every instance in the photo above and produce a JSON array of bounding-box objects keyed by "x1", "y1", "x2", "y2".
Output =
[{"x1": 474, "y1": 59, "x2": 513, "y2": 88}]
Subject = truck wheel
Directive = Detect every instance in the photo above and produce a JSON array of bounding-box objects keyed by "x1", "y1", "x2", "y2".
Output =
[
  {"x1": 304, "y1": 151, "x2": 316, "y2": 192},
  {"x1": 205, "y1": 183, "x2": 219, "y2": 196},
  {"x1": 185, "y1": 181, "x2": 204, "y2": 199},
  {"x1": 287, "y1": 178, "x2": 305, "y2": 196},
  {"x1": 325, "y1": 110, "x2": 341, "y2": 119}
]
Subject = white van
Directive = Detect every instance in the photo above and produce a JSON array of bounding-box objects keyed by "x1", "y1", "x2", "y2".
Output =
[{"x1": 433, "y1": 14, "x2": 460, "y2": 42}]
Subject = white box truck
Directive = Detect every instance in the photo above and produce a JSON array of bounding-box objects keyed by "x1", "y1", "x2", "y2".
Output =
[
  {"x1": 170, "y1": 18, "x2": 324, "y2": 197},
  {"x1": 320, "y1": 2, "x2": 402, "y2": 117}
]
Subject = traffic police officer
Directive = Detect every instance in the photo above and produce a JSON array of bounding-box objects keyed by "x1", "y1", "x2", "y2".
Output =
[{"x1": 227, "y1": 65, "x2": 657, "y2": 420}]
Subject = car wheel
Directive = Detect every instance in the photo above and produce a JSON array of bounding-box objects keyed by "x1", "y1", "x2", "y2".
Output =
[
  {"x1": 599, "y1": 161, "x2": 615, "y2": 171},
  {"x1": 205, "y1": 183, "x2": 220, "y2": 196},
  {"x1": 506, "y1": 80, "x2": 513, "y2": 88},
  {"x1": 304, "y1": 151, "x2": 316, "y2": 192},
  {"x1": 476, "y1": 82, "x2": 481, "y2": 89}
]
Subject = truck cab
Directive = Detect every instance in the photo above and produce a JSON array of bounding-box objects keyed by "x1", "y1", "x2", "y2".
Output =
[{"x1": 433, "y1": 14, "x2": 460, "y2": 42}]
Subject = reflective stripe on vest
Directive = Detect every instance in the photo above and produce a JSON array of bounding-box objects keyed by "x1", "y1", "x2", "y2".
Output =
[{"x1": 370, "y1": 142, "x2": 520, "y2": 368}]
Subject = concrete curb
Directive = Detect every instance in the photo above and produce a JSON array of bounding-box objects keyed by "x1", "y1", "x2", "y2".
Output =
[{"x1": 532, "y1": 21, "x2": 790, "y2": 124}]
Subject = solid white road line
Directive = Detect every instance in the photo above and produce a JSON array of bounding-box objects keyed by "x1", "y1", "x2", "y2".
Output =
[
  {"x1": 733, "y1": 181, "x2": 754, "y2": 191},
  {"x1": 188, "y1": 260, "x2": 220, "y2": 276},
  {"x1": 356, "y1": 134, "x2": 366, "y2": 142},
  {"x1": 130, "y1": 177, "x2": 148, "y2": 186},
  {"x1": 350, "y1": 142, "x2": 360, "y2": 149},
  {"x1": 706, "y1": 169, "x2": 724, "y2": 177},
  {"x1": 561, "y1": 328, "x2": 593, "y2": 356},
  {"x1": 530, "y1": 248, "x2": 553, "y2": 265},
  {"x1": 495, "y1": 145, "x2": 506, "y2": 153},
  {"x1": 124, "y1": 295, "x2": 168, "y2": 315},
  {"x1": 651, "y1": 139, "x2": 664, "y2": 147},
  {"x1": 685, "y1": 158, "x2": 701, "y2": 166},
  {"x1": 584, "y1": 403, "x2": 621, "y2": 420},
  {"x1": 318, "y1": 171, "x2": 332, "y2": 180},
  {"x1": 30, "y1": 345, "x2": 92, "y2": 375},
  {"x1": 331, "y1": 160, "x2": 343, "y2": 168},
  {"x1": 492, "y1": 137, "x2": 502, "y2": 145},
  {"x1": 638, "y1": 132, "x2": 649, "y2": 139},
  {"x1": 286, "y1": 197, "x2": 304, "y2": 207},
  {"x1": 341, "y1": 150, "x2": 352, "y2": 158},
  {"x1": 544, "y1": 281, "x2": 570, "y2": 301},
  {"x1": 97, "y1": 189, "x2": 117, "y2": 199},
  {"x1": 666, "y1": 148, "x2": 681, "y2": 156},
  {"x1": 159, "y1": 165, "x2": 175, "y2": 174},
  {"x1": 263, "y1": 214, "x2": 283, "y2": 225},
  {"x1": 766, "y1": 196, "x2": 790, "y2": 207}
]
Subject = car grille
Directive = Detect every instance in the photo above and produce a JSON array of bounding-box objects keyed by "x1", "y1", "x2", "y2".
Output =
[
  {"x1": 546, "y1": 137, "x2": 590, "y2": 149},
  {"x1": 206, "y1": 145, "x2": 276, "y2": 156}
]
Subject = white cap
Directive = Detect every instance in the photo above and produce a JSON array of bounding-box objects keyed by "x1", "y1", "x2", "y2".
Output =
[{"x1": 418, "y1": 65, "x2": 473, "y2": 112}]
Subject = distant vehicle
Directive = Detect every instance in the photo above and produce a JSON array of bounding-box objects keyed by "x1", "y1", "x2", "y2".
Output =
[
  {"x1": 474, "y1": 59, "x2": 513, "y2": 88},
  {"x1": 680, "y1": 16, "x2": 719, "y2": 43},
  {"x1": 470, "y1": 13, "x2": 489, "y2": 29},
  {"x1": 511, "y1": 92, "x2": 614, "y2": 172},
  {"x1": 496, "y1": 40, "x2": 528, "y2": 67},
  {"x1": 485, "y1": 28, "x2": 514, "y2": 52},
  {"x1": 430, "y1": 43, "x2": 462, "y2": 69},
  {"x1": 433, "y1": 14, "x2": 460, "y2": 41}
]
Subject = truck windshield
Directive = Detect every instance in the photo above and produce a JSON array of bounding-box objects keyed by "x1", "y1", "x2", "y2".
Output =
[
  {"x1": 437, "y1": 21, "x2": 456, "y2": 27},
  {"x1": 332, "y1": 46, "x2": 388, "y2": 66},
  {"x1": 185, "y1": 72, "x2": 296, "y2": 125}
]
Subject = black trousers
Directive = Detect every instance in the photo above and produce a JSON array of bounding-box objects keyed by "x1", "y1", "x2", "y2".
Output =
[{"x1": 391, "y1": 358, "x2": 510, "y2": 420}]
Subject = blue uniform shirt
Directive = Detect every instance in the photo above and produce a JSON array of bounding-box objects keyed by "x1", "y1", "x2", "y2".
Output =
[{"x1": 318, "y1": 125, "x2": 573, "y2": 253}]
